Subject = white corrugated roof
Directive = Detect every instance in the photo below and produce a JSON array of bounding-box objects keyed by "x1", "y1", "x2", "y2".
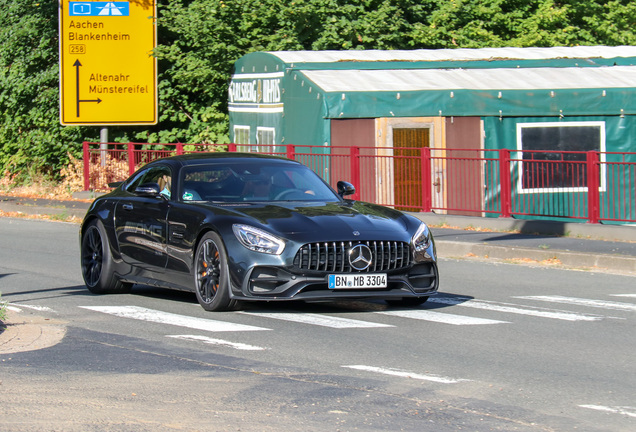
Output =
[
  {"x1": 270, "y1": 46, "x2": 636, "y2": 64},
  {"x1": 301, "y1": 66, "x2": 636, "y2": 92}
]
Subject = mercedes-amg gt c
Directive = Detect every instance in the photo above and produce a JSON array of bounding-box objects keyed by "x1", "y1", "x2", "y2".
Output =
[{"x1": 80, "y1": 153, "x2": 438, "y2": 311}]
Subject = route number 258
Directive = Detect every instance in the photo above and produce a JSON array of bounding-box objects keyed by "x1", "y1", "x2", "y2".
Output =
[{"x1": 69, "y1": 44, "x2": 87, "y2": 55}]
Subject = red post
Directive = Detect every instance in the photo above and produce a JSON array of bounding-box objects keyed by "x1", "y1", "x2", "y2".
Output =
[
  {"x1": 228, "y1": 143, "x2": 237, "y2": 152},
  {"x1": 499, "y1": 149, "x2": 512, "y2": 218},
  {"x1": 176, "y1": 143, "x2": 184, "y2": 155},
  {"x1": 127, "y1": 143, "x2": 135, "y2": 176},
  {"x1": 286, "y1": 144, "x2": 295, "y2": 161},
  {"x1": 587, "y1": 151, "x2": 600, "y2": 224},
  {"x1": 420, "y1": 147, "x2": 432, "y2": 212},
  {"x1": 350, "y1": 146, "x2": 361, "y2": 200},
  {"x1": 83, "y1": 141, "x2": 90, "y2": 191}
]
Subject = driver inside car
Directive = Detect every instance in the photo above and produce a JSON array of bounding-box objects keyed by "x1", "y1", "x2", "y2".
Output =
[{"x1": 158, "y1": 174, "x2": 171, "y2": 199}]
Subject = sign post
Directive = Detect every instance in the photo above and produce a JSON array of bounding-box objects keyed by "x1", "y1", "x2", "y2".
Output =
[{"x1": 59, "y1": 1, "x2": 157, "y2": 125}]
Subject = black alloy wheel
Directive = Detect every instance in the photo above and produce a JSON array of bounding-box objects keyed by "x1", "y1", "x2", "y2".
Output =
[
  {"x1": 82, "y1": 224, "x2": 103, "y2": 288},
  {"x1": 194, "y1": 232, "x2": 236, "y2": 311},
  {"x1": 81, "y1": 219, "x2": 131, "y2": 294}
]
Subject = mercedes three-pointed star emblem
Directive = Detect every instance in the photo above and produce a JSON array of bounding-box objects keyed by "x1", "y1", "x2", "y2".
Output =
[{"x1": 349, "y1": 244, "x2": 373, "y2": 271}]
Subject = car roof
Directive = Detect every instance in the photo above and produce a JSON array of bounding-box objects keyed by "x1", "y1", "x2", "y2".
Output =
[{"x1": 157, "y1": 152, "x2": 295, "y2": 166}]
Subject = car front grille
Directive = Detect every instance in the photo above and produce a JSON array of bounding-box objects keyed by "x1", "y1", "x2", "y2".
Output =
[{"x1": 293, "y1": 241, "x2": 412, "y2": 273}]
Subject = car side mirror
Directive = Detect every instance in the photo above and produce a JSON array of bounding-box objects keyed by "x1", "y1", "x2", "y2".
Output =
[
  {"x1": 337, "y1": 181, "x2": 355, "y2": 198},
  {"x1": 134, "y1": 182, "x2": 162, "y2": 197}
]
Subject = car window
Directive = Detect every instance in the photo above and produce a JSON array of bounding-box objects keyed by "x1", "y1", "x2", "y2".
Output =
[
  {"x1": 180, "y1": 161, "x2": 339, "y2": 202},
  {"x1": 126, "y1": 165, "x2": 172, "y2": 199}
]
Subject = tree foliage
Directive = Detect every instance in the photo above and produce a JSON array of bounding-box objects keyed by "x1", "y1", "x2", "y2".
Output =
[
  {"x1": 1, "y1": 0, "x2": 634, "y2": 179},
  {"x1": 0, "y1": 0, "x2": 96, "y2": 180}
]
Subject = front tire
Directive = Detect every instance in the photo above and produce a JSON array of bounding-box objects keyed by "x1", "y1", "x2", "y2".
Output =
[
  {"x1": 81, "y1": 219, "x2": 131, "y2": 294},
  {"x1": 194, "y1": 232, "x2": 237, "y2": 311}
]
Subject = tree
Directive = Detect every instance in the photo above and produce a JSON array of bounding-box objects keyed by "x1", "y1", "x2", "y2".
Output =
[
  {"x1": 409, "y1": 0, "x2": 636, "y2": 48},
  {"x1": 0, "y1": 0, "x2": 95, "y2": 179}
]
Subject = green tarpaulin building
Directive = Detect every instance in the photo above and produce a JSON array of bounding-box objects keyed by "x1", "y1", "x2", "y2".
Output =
[{"x1": 228, "y1": 46, "x2": 636, "y2": 220}]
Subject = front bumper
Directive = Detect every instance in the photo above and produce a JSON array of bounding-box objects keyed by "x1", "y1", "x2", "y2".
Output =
[{"x1": 231, "y1": 261, "x2": 438, "y2": 302}]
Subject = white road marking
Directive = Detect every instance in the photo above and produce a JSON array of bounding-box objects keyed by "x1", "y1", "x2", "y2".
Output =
[
  {"x1": 81, "y1": 306, "x2": 270, "y2": 332},
  {"x1": 376, "y1": 309, "x2": 508, "y2": 325},
  {"x1": 239, "y1": 311, "x2": 393, "y2": 328},
  {"x1": 9, "y1": 303, "x2": 55, "y2": 313},
  {"x1": 6, "y1": 305, "x2": 22, "y2": 312},
  {"x1": 167, "y1": 335, "x2": 267, "y2": 351},
  {"x1": 611, "y1": 294, "x2": 636, "y2": 298},
  {"x1": 515, "y1": 296, "x2": 636, "y2": 312},
  {"x1": 579, "y1": 405, "x2": 636, "y2": 418},
  {"x1": 343, "y1": 365, "x2": 470, "y2": 384},
  {"x1": 429, "y1": 297, "x2": 604, "y2": 321}
]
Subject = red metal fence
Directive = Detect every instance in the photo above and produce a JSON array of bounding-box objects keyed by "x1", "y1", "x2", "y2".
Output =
[{"x1": 82, "y1": 142, "x2": 636, "y2": 224}]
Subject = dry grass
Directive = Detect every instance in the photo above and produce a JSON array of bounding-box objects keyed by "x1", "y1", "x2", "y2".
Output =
[
  {"x1": 0, "y1": 208, "x2": 82, "y2": 223},
  {"x1": 0, "y1": 153, "x2": 85, "y2": 200}
]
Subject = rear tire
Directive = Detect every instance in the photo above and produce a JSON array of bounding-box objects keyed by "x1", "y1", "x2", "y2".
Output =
[
  {"x1": 81, "y1": 219, "x2": 132, "y2": 294},
  {"x1": 385, "y1": 296, "x2": 429, "y2": 307},
  {"x1": 194, "y1": 232, "x2": 237, "y2": 311}
]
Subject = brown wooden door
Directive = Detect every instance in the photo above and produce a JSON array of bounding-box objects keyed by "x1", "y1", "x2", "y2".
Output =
[{"x1": 393, "y1": 128, "x2": 430, "y2": 211}]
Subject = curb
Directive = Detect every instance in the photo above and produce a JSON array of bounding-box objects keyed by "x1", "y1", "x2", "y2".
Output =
[
  {"x1": 436, "y1": 240, "x2": 636, "y2": 275},
  {"x1": 410, "y1": 212, "x2": 636, "y2": 242},
  {"x1": 0, "y1": 201, "x2": 87, "y2": 219}
]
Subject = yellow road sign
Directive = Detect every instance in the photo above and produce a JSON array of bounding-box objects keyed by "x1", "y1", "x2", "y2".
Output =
[{"x1": 59, "y1": 1, "x2": 157, "y2": 125}]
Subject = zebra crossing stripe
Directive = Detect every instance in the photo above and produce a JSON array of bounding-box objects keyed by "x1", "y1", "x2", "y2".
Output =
[
  {"x1": 515, "y1": 296, "x2": 636, "y2": 312},
  {"x1": 343, "y1": 365, "x2": 470, "y2": 384},
  {"x1": 167, "y1": 335, "x2": 266, "y2": 351},
  {"x1": 429, "y1": 297, "x2": 603, "y2": 321},
  {"x1": 377, "y1": 309, "x2": 508, "y2": 325},
  {"x1": 579, "y1": 405, "x2": 636, "y2": 418},
  {"x1": 81, "y1": 306, "x2": 270, "y2": 332},
  {"x1": 239, "y1": 311, "x2": 393, "y2": 328},
  {"x1": 8, "y1": 303, "x2": 54, "y2": 313}
]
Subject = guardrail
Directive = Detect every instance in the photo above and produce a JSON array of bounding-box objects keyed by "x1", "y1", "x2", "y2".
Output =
[{"x1": 82, "y1": 142, "x2": 636, "y2": 224}]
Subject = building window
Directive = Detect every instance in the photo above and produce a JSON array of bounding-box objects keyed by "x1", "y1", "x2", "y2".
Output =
[
  {"x1": 516, "y1": 122, "x2": 606, "y2": 193},
  {"x1": 234, "y1": 126, "x2": 251, "y2": 152},
  {"x1": 257, "y1": 127, "x2": 275, "y2": 153}
]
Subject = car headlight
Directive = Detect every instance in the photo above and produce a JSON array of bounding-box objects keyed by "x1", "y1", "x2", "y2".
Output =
[
  {"x1": 232, "y1": 224, "x2": 285, "y2": 255},
  {"x1": 411, "y1": 222, "x2": 431, "y2": 252}
]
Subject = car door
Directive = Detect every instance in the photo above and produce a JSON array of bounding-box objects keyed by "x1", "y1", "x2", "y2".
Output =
[{"x1": 114, "y1": 165, "x2": 172, "y2": 273}]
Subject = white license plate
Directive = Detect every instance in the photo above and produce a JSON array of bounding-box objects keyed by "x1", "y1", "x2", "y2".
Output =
[{"x1": 328, "y1": 274, "x2": 387, "y2": 289}]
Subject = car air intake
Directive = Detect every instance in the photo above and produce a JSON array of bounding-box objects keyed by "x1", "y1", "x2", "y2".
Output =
[{"x1": 294, "y1": 241, "x2": 411, "y2": 273}]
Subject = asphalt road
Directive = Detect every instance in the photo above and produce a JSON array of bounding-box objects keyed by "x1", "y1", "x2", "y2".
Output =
[{"x1": 1, "y1": 218, "x2": 635, "y2": 431}]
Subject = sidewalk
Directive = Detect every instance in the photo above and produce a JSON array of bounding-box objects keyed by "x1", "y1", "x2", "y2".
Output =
[
  {"x1": 410, "y1": 212, "x2": 636, "y2": 275},
  {"x1": 1, "y1": 194, "x2": 635, "y2": 275}
]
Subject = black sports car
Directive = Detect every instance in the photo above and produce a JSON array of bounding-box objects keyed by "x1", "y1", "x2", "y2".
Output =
[{"x1": 80, "y1": 153, "x2": 438, "y2": 311}]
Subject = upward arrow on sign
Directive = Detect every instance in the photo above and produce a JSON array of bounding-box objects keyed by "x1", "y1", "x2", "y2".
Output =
[{"x1": 73, "y1": 59, "x2": 102, "y2": 117}]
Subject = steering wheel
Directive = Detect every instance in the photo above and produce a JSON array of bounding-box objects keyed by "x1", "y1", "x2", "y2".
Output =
[{"x1": 274, "y1": 189, "x2": 305, "y2": 200}]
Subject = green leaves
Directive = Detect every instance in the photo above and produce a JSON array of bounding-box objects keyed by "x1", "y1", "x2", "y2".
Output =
[{"x1": 0, "y1": 0, "x2": 93, "y2": 179}]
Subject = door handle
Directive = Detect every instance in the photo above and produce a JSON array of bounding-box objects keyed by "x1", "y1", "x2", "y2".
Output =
[
  {"x1": 433, "y1": 177, "x2": 442, "y2": 193},
  {"x1": 122, "y1": 203, "x2": 133, "y2": 211}
]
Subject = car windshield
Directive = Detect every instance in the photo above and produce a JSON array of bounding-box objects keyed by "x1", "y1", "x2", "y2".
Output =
[{"x1": 180, "y1": 160, "x2": 341, "y2": 203}]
